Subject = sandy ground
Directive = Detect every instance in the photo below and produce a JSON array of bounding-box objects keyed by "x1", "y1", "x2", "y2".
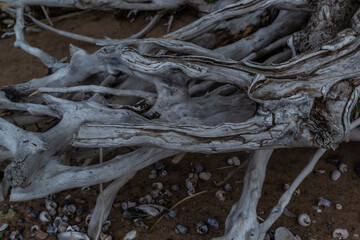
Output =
[{"x1": 0, "y1": 10, "x2": 359, "y2": 240}]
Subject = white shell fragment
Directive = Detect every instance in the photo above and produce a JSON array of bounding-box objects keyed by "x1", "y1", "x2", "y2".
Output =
[
  {"x1": 0, "y1": 223, "x2": 8, "y2": 231},
  {"x1": 331, "y1": 170, "x2": 341, "y2": 181},
  {"x1": 39, "y1": 211, "x2": 51, "y2": 223},
  {"x1": 333, "y1": 228, "x2": 349, "y2": 239},
  {"x1": 298, "y1": 213, "x2": 311, "y2": 227},
  {"x1": 335, "y1": 203, "x2": 343, "y2": 210},
  {"x1": 123, "y1": 230, "x2": 136, "y2": 240},
  {"x1": 274, "y1": 227, "x2": 295, "y2": 240},
  {"x1": 57, "y1": 232, "x2": 90, "y2": 240},
  {"x1": 339, "y1": 163, "x2": 348, "y2": 173},
  {"x1": 318, "y1": 197, "x2": 331, "y2": 208},
  {"x1": 227, "y1": 156, "x2": 240, "y2": 166}
]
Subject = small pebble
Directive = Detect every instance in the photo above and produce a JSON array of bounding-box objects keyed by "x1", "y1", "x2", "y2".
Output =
[
  {"x1": 123, "y1": 230, "x2": 136, "y2": 240},
  {"x1": 325, "y1": 155, "x2": 341, "y2": 166},
  {"x1": 171, "y1": 184, "x2": 180, "y2": 191},
  {"x1": 207, "y1": 218, "x2": 219, "y2": 229},
  {"x1": 75, "y1": 216, "x2": 82, "y2": 223},
  {"x1": 35, "y1": 230, "x2": 49, "y2": 240},
  {"x1": 192, "y1": 163, "x2": 204, "y2": 173},
  {"x1": 175, "y1": 224, "x2": 188, "y2": 235},
  {"x1": 199, "y1": 172, "x2": 212, "y2": 181},
  {"x1": 335, "y1": 203, "x2": 342, "y2": 210},
  {"x1": 224, "y1": 183, "x2": 232, "y2": 192}
]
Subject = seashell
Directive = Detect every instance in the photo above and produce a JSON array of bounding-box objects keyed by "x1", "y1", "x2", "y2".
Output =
[
  {"x1": 152, "y1": 182, "x2": 164, "y2": 190},
  {"x1": 100, "y1": 233, "x2": 112, "y2": 240},
  {"x1": 66, "y1": 226, "x2": 74, "y2": 232},
  {"x1": 339, "y1": 163, "x2": 348, "y2": 173},
  {"x1": 196, "y1": 221, "x2": 208, "y2": 235},
  {"x1": 206, "y1": 218, "x2": 219, "y2": 229},
  {"x1": 167, "y1": 209, "x2": 177, "y2": 218},
  {"x1": 35, "y1": 230, "x2": 49, "y2": 240},
  {"x1": 132, "y1": 218, "x2": 149, "y2": 229},
  {"x1": 47, "y1": 223, "x2": 58, "y2": 235},
  {"x1": 57, "y1": 231, "x2": 90, "y2": 240},
  {"x1": 0, "y1": 223, "x2": 8, "y2": 231},
  {"x1": 63, "y1": 204, "x2": 76, "y2": 215},
  {"x1": 215, "y1": 190, "x2": 226, "y2": 202},
  {"x1": 331, "y1": 170, "x2": 341, "y2": 181},
  {"x1": 53, "y1": 216, "x2": 62, "y2": 227},
  {"x1": 121, "y1": 201, "x2": 137, "y2": 211},
  {"x1": 72, "y1": 225, "x2": 80, "y2": 232},
  {"x1": 145, "y1": 194, "x2": 153, "y2": 204},
  {"x1": 47, "y1": 193, "x2": 58, "y2": 200},
  {"x1": 40, "y1": 211, "x2": 51, "y2": 222},
  {"x1": 186, "y1": 173, "x2": 198, "y2": 195},
  {"x1": 85, "y1": 213, "x2": 92, "y2": 225},
  {"x1": 283, "y1": 208, "x2": 297, "y2": 218},
  {"x1": 123, "y1": 204, "x2": 167, "y2": 219},
  {"x1": 224, "y1": 183, "x2": 232, "y2": 192},
  {"x1": 75, "y1": 216, "x2": 82, "y2": 223},
  {"x1": 139, "y1": 197, "x2": 147, "y2": 204},
  {"x1": 61, "y1": 215, "x2": 70, "y2": 223},
  {"x1": 312, "y1": 205, "x2": 322, "y2": 213},
  {"x1": 199, "y1": 172, "x2": 212, "y2": 181},
  {"x1": 160, "y1": 169, "x2": 168, "y2": 177},
  {"x1": 81, "y1": 186, "x2": 90, "y2": 192},
  {"x1": 325, "y1": 155, "x2": 341, "y2": 166},
  {"x1": 274, "y1": 227, "x2": 295, "y2": 240},
  {"x1": 318, "y1": 197, "x2": 331, "y2": 208},
  {"x1": 333, "y1": 228, "x2": 349, "y2": 239},
  {"x1": 102, "y1": 220, "x2": 111, "y2": 233},
  {"x1": 48, "y1": 208, "x2": 57, "y2": 216},
  {"x1": 26, "y1": 206, "x2": 34, "y2": 214},
  {"x1": 175, "y1": 224, "x2": 188, "y2": 235},
  {"x1": 154, "y1": 161, "x2": 165, "y2": 170},
  {"x1": 10, "y1": 230, "x2": 21, "y2": 240},
  {"x1": 76, "y1": 205, "x2": 88, "y2": 216},
  {"x1": 192, "y1": 163, "x2": 204, "y2": 173},
  {"x1": 31, "y1": 225, "x2": 40, "y2": 237},
  {"x1": 148, "y1": 169, "x2": 157, "y2": 179},
  {"x1": 45, "y1": 199, "x2": 57, "y2": 210},
  {"x1": 171, "y1": 184, "x2": 180, "y2": 191},
  {"x1": 336, "y1": 203, "x2": 343, "y2": 210},
  {"x1": 227, "y1": 156, "x2": 240, "y2": 166},
  {"x1": 123, "y1": 230, "x2": 136, "y2": 240},
  {"x1": 32, "y1": 211, "x2": 39, "y2": 218},
  {"x1": 316, "y1": 169, "x2": 326, "y2": 174},
  {"x1": 151, "y1": 189, "x2": 160, "y2": 199},
  {"x1": 58, "y1": 223, "x2": 69, "y2": 233},
  {"x1": 283, "y1": 183, "x2": 290, "y2": 191},
  {"x1": 293, "y1": 188, "x2": 300, "y2": 196},
  {"x1": 298, "y1": 213, "x2": 311, "y2": 227},
  {"x1": 257, "y1": 208, "x2": 265, "y2": 215}
]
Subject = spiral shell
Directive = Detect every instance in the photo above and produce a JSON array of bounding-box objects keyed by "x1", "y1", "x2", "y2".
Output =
[
  {"x1": 207, "y1": 218, "x2": 219, "y2": 229},
  {"x1": 298, "y1": 213, "x2": 311, "y2": 227},
  {"x1": 175, "y1": 224, "x2": 188, "y2": 235},
  {"x1": 45, "y1": 199, "x2": 57, "y2": 211},
  {"x1": 152, "y1": 182, "x2": 163, "y2": 191},
  {"x1": 63, "y1": 204, "x2": 76, "y2": 215},
  {"x1": 39, "y1": 211, "x2": 51, "y2": 223},
  {"x1": 339, "y1": 163, "x2": 348, "y2": 173},
  {"x1": 331, "y1": 170, "x2": 341, "y2": 181},
  {"x1": 31, "y1": 225, "x2": 40, "y2": 237},
  {"x1": 10, "y1": 230, "x2": 21, "y2": 240},
  {"x1": 227, "y1": 156, "x2": 240, "y2": 166},
  {"x1": 196, "y1": 221, "x2": 208, "y2": 235},
  {"x1": 215, "y1": 190, "x2": 226, "y2": 202},
  {"x1": 318, "y1": 197, "x2": 331, "y2": 208},
  {"x1": 332, "y1": 228, "x2": 349, "y2": 239}
]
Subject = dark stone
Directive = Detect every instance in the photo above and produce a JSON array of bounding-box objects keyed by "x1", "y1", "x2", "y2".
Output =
[
  {"x1": 325, "y1": 155, "x2": 341, "y2": 166},
  {"x1": 355, "y1": 163, "x2": 360, "y2": 177}
]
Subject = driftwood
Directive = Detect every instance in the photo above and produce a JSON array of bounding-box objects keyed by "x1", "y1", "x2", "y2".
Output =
[{"x1": 1, "y1": 0, "x2": 360, "y2": 239}]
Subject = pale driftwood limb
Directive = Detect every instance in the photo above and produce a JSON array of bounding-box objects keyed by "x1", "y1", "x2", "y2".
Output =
[
  {"x1": 215, "y1": 10, "x2": 308, "y2": 60},
  {"x1": 11, "y1": 7, "x2": 65, "y2": 70},
  {"x1": 9, "y1": 148, "x2": 178, "y2": 201},
  {"x1": 95, "y1": 148, "x2": 104, "y2": 240},
  {"x1": 165, "y1": 0, "x2": 312, "y2": 41},
  {"x1": 38, "y1": 85, "x2": 157, "y2": 101},
  {"x1": 130, "y1": 13, "x2": 163, "y2": 39},
  {"x1": 213, "y1": 149, "x2": 273, "y2": 240},
  {"x1": 40, "y1": 5, "x2": 52, "y2": 26},
  {"x1": 263, "y1": 49, "x2": 292, "y2": 64},
  {"x1": 259, "y1": 148, "x2": 326, "y2": 233},
  {"x1": 243, "y1": 35, "x2": 289, "y2": 62},
  {"x1": 88, "y1": 172, "x2": 136, "y2": 239},
  {"x1": 166, "y1": 14, "x2": 174, "y2": 34}
]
